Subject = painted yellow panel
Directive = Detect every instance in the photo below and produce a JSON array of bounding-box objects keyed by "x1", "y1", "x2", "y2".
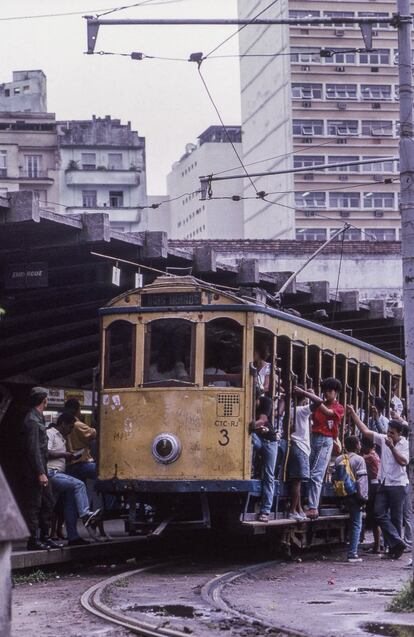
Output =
[{"x1": 99, "y1": 388, "x2": 246, "y2": 481}]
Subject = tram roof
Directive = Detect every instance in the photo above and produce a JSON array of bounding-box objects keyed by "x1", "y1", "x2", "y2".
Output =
[{"x1": 102, "y1": 276, "x2": 404, "y2": 367}]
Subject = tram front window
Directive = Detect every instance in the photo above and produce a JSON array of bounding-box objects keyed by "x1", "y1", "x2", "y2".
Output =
[
  {"x1": 145, "y1": 319, "x2": 194, "y2": 386},
  {"x1": 204, "y1": 318, "x2": 243, "y2": 387},
  {"x1": 105, "y1": 320, "x2": 135, "y2": 388}
]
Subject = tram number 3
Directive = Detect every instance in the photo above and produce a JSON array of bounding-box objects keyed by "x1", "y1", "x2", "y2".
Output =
[{"x1": 218, "y1": 428, "x2": 230, "y2": 446}]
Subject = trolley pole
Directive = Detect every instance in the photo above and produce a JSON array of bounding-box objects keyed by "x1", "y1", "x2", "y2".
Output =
[{"x1": 397, "y1": 0, "x2": 414, "y2": 580}]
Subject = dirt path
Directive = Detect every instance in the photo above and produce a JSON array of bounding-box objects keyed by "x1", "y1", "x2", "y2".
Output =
[{"x1": 223, "y1": 549, "x2": 414, "y2": 637}]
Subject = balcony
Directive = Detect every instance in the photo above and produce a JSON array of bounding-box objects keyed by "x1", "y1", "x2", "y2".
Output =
[
  {"x1": 65, "y1": 168, "x2": 140, "y2": 187},
  {"x1": 19, "y1": 169, "x2": 54, "y2": 182}
]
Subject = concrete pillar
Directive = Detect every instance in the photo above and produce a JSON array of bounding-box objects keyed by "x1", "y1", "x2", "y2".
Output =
[{"x1": 0, "y1": 543, "x2": 11, "y2": 637}]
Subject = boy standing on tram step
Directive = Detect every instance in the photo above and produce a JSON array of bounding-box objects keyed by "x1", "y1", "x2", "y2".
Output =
[
  {"x1": 287, "y1": 386, "x2": 312, "y2": 521},
  {"x1": 293, "y1": 378, "x2": 344, "y2": 520},
  {"x1": 348, "y1": 406, "x2": 408, "y2": 559}
]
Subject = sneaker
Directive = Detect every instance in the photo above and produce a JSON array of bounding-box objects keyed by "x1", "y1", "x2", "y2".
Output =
[
  {"x1": 306, "y1": 508, "x2": 319, "y2": 520},
  {"x1": 391, "y1": 541, "x2": 406, "y2": 560},
  {"x1": 347, "y1": 556, "x2": 363, "y2": 563},
  {"x1": 41, "y1": 537, "x2": 64, "y2": 549},
  {"x1": 26, "y1": 539, "x2": 50, "y2": 551},
  {"x1": 257, "y1": 513, "x2": 269, "y2": 523},
  {"x1": 289, "y1": 512, "x2": 306, "y2": 521},
  {"x1": 82, "y1": 509, "x2": 101, "y2": 528}
]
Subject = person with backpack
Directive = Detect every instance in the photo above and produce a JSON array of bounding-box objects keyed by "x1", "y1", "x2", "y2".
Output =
[
  {"x1": 333, "y1": 435, "x2": 368, "y2": 563},
  {"x1": 347, "y1": 406, "x2": 408, "y2": 560}
]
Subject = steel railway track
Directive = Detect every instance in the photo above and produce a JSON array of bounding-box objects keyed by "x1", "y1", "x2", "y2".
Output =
[{"x1": 81, "y1": 559, "x2": 305, "y2": 636}]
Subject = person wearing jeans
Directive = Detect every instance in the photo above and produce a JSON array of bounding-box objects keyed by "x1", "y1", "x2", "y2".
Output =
[
  {"x1": 292, "y1": 379, "x2": 344, "y2": 519},
  {"x1": 308, "y1": 433, "x2": 334, "y2": 513},
  {"x1": 252, "y1": 432, "x2": 278, "y2": 519},
  {"x1": 334, "y1": 435, "x2": 368, "y2": 562},
  {"x1": 47, "y1": 413, "x2": 101, "y2": 545},
  {"x1": 348, "y1": 407, "x2": 408, "y2": 559}
]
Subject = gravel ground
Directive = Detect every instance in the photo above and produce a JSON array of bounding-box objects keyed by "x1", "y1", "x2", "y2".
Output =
[
  {"x1": 11, "y1": 549, "x2": 414, "y2": 637},
  {"x1": 12, "y1": 565, "x2": 130, "y2": 637}
]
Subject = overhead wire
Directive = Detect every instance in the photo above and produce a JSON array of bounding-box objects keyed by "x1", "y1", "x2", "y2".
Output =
[
  {"x1": 196, "y1": 63, "x2": 258, "y2": 194},
  {"x1": 332, "y1": 230, "x2": 346, "y2": 324},
  {"x1": 96, "y1": 0, "x2": 185, "y2": 18},
  {"x1": 0, "y1": 0, "x2": 186, "y2": 21},
  {"x1": 203, "y1": 0, "x2": 280, "y2": 59}
]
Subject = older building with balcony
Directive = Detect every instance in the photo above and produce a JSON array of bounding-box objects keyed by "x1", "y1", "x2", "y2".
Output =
[
  {"x1": 238, "y1": 0, "x2": 401, "y2": 240},
  {"x1": 58, "y1": 116, "x2": 147, "y2": 232},
  {"x1": 0, "y1": 110, "x2": 59, "y2": 210}
]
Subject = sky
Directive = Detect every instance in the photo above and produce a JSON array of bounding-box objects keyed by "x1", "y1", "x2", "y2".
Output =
[{"x1": 1, "y1": 0, "x2": 241, "y2": 194}]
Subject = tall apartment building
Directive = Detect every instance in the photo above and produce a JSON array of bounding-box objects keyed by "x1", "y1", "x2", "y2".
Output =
[
  {"x1": 167, "y1": 125, "x2": 244, "y2": 239},
  {"x1": 238, "y1": 0, "x2": 400, "y2": 241},
  {"x1": 0, "y1": 70, "x2": 47, "y2": 113},
  {"x1": 58, "y1": 116, "x2": 147, "y2": 232}
]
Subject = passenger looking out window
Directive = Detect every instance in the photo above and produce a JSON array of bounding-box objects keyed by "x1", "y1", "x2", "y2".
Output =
[
  {"x1": 146, "y1": 319, "x2": 192, "y2": 385},
  {"x1": 203, "y1": 318, "x2": 243, "y2": 387}
]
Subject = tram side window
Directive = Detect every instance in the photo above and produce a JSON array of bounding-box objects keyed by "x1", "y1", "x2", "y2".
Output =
[
  {"x1": 204, "y1": 318, "x2": 243, "y2": 387},
  {"x1": 105, "y1": 321, "x2": 135, "y2": 388},
  {"x1": 145, "y1": 319, "x2": 194, "y2": 385}
]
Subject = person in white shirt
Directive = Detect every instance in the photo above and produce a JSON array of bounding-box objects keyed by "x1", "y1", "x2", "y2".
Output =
[
  {"x1": 47, "y1": 413, "x2": 101, "y2": 545},
  {"x1": 287, "y1": 387, "x2": 312, "y2": 521},
  {"x1": 391, "y1": 383, "x2": 404, "y2": 417},
  {"x1": 348, "y1": 406, "x2": 408, "y2": 559}
]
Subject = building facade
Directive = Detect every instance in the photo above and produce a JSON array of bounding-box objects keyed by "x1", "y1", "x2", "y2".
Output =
[
  {"x1": 238, "y1": 0, "x2": 400, "y2": 241},
  {"x1": 166, "y1": 125, "x2": 244, "y2": 239},
  {"x1": 0, "y1": 70, "x2": 47, "y2": 113},
  {"x1": 0, "y1": 110, "x2": 59, "y2": 211},
  {"x1": 58, "y1": 116, "x2": 147, "y2": 232}
]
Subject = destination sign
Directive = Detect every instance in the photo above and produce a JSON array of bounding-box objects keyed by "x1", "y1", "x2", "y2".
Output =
[{"x1": 141, "y1": 292, "x2": 202, "y2": 307}]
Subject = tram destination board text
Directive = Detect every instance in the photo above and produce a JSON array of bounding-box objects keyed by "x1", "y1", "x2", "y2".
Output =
[{"x1": 142, "y1": 292, "x2": 202, "y2": 307}]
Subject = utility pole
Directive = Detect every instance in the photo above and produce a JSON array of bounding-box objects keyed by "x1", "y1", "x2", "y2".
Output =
[{"x1": 397, "y1": 0, "x2": 414, "y2": 581}]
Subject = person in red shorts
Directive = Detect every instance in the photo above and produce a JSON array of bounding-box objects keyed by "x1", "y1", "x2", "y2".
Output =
[{"x1": 295, "y1": 378, "x2": 344, "y2": 520}]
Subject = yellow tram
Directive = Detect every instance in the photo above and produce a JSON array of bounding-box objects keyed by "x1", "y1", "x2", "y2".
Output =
[{"x1": 97, "y1": 275, "x2": 403, "y2": 535}]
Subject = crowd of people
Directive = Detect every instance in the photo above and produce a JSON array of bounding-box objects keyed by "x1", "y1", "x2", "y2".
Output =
[
  {"x1": 20, "y1": 387, "x2": 101, "y2": 550},
  {"x1": 250, "y1": 347, "x2": 412, "y2": 564}
]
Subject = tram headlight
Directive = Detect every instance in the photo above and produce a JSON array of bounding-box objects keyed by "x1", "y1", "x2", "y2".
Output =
[{"x1": 152, "y1": 433, "x2": 181, "y2": 464}]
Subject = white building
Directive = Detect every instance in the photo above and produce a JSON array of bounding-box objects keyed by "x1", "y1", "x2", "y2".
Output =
[
  {"x1": 58, "y1": 116, "x2": 147, "y2": 232},
  {"x1": 166, "y1": 126, "x2": 244, "y2": 239},
  {"x1": 0, "y1": 70, "x2": 47, "y2": 113},
  {"x1": 238, "y1": 0, "x2": 401, "y2": 241}
]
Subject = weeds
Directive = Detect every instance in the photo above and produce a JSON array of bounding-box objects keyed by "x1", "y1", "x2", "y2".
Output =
[
  {"x1": 13, "y1": 570, "x2": 58, "y2": 586},
  {"x1": 388, "y1": 581, "x2": 414, "y2": 613}
]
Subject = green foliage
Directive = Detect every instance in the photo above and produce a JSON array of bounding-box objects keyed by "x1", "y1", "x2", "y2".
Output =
[
  {"x1": 13, "y1": 569, "x2": 58, "y2": 585},
  {"x1": 388, "y1": 581, "x2": 414, "y2": 613}
]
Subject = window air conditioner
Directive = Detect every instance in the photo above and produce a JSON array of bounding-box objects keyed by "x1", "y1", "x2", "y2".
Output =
[
  {"x1": 304, "y1": 210, "x2": 316, "y2": 217},
  {"x1": 336, "y1": 102, "x2": 347, "y2": 110},
  {"x1": 372, "y1": 103, "x2": 381, "y2": 110},
  {"x1": 336, "y1": 138, "x2": 348, "y2": 144},
  {"x1": 335, "y1": 66, "x2": 345, "y2": 72},
  {"x1": 340, "y1": 210, "x2": 351, "y2": 218},
  {"x1": 371, "y1": 67, "x2": 379, "y2": 73},
  {"x1": 334, "y1": 30, "x2": 345, "y2": 37},
  {"x1": 302, "y1": 101, "x2": 312, "y2": 108},
  {"x1": 302, "y1": 138, "x2": 313, "y2": 144},
  {"x1": 373, "y1": 175, "x2": 383, "y2": 182},
  {"x1": 374, "y1": 210, "x2": 384, "y2": 218},
  {"x1": 301, "y1": 65, "x2": 311, "y2": 72},
  {"x1": 339, "y1": 175, "x2": 348, "y2": 181},
  {"x1": 304, "y1": 174, "x2": 314, "y2": 180}
]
